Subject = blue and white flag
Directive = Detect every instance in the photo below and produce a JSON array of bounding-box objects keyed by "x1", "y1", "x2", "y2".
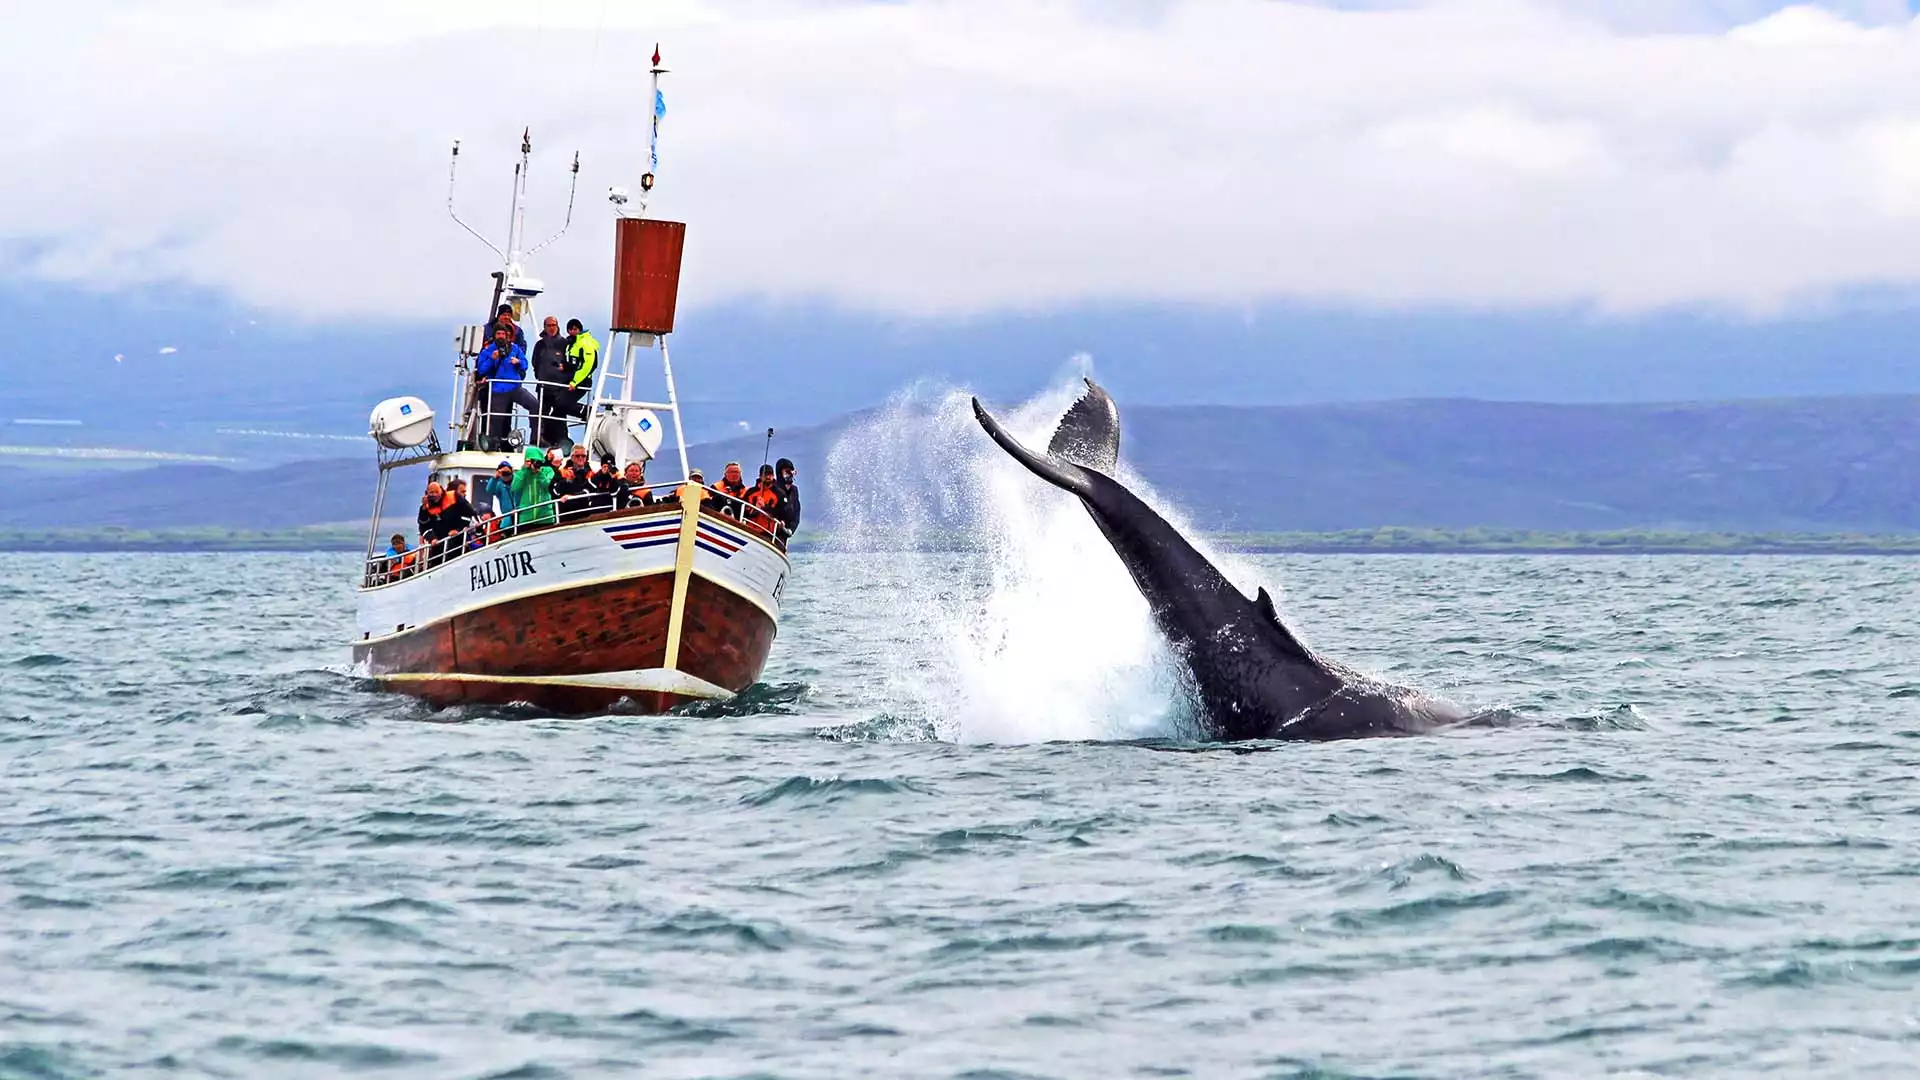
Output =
[{"x1": 654, "y1": 89, "x2": 666, "y2": 120}]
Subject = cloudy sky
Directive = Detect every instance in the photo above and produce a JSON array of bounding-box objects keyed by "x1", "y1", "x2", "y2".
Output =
[{"x1": 10, "y1": 0, "x2": 1920, "y2": 329}]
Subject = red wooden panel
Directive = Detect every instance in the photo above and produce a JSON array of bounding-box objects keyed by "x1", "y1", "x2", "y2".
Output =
[
  {"x1": 352, "y1": 572, "x2": 777, "y2": 715},
  {"x1": 610, "y1": 218, "x2": 686, "y2": 334}
]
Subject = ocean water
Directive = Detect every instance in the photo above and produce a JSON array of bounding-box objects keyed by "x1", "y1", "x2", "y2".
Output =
[{"x1": 3, "y1": 548, "x2": 1917, "y2": 1079}]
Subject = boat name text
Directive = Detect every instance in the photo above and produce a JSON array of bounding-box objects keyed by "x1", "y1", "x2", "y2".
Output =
[{"x1": 471, "y1": 552, "x2": 537, "y2": 591}]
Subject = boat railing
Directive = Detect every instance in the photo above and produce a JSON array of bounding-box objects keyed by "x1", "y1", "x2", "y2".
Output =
[
  {"x1": 455, "y1": 376, "x2": 587, "y2": 454},
  {"x1": 360, "y1": 482, "x2": 786, "y2": 589}
]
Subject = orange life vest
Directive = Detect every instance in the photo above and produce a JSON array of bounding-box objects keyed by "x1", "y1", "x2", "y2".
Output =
[{"x1": 744, "y1": 483, "x2": 779, "y2": 534}]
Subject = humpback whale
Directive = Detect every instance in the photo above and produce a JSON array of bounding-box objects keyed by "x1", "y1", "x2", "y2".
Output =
[{"x1": 972, "y1": 380, "x2": 1470, "y2": 742}]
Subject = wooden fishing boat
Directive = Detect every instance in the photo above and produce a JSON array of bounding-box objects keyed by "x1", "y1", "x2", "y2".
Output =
[{"x1": 350, "y1": 53, "x2": 789, "y2": 713}]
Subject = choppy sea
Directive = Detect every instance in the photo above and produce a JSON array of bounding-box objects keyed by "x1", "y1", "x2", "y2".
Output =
[{"x1": 4, "y1": 545, "x2": 1918, "y2": 1079}]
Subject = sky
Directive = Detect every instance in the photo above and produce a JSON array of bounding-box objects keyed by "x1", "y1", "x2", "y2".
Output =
[{"x1": 9, "y1": 0, "x2": 1920, "y2": 435}]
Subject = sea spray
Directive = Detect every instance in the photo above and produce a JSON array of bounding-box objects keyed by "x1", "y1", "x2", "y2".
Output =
[{"x1": 823, "y1": 377, "x2": 1277, "y2": 745}]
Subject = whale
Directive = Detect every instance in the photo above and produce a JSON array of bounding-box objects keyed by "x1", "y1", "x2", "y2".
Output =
[{"x1": 971, "y1": 379, "x2": 1471, "y2": 742}]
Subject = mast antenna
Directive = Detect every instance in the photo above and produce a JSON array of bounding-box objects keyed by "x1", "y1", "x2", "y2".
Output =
[
  {"x1": 525, "y1": 150, "x2": 582, "y2": 257},
  {"x1": 446, "y1": 140, "x2": 504, "y2": 259}
]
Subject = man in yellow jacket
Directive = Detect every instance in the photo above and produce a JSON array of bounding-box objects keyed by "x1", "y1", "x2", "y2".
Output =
[{"x1": 562, "y1": 319, "x2": 599, "y2": 420}]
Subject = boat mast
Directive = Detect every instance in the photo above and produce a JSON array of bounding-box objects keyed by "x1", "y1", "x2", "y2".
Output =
[
  {"x1": 647, "y1": 47, "x2": 693, "y2": 483},
  {"x1": 598, "y1": 43, "x2": 692, "y2": 482},
  {"x1": 446, "y1": 130, "x2": 580, "y2": 448}
]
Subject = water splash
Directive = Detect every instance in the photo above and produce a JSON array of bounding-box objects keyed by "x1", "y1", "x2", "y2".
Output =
[{"x1": 825, "y1": 378, "x2": 1228, "y2": 745}]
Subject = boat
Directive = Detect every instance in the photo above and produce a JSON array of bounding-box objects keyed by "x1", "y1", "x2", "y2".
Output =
[{"x1": 350, "y1": 54, "x2": 790, "y2": 714}]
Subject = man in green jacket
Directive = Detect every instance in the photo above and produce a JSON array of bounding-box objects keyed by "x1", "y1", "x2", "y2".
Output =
[
  {"x1": 562, "y1": 319, "x2": 599, "y2": 420},
  {"x1": 510, "y1": 448, "x2": 558, "y2": 529}
]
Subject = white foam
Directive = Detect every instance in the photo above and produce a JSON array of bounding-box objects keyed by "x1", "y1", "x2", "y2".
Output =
[{"x1": 825, "y1": 377, "x2": 1258, "y2": 745}]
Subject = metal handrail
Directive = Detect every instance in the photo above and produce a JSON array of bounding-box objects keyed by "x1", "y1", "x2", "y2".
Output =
[
  {"x1": 360, "y1": 481, "x2": 787, "y2": 589},
  {"x1": 458, "y1": 375, "x2": 591, "y2": 453}
]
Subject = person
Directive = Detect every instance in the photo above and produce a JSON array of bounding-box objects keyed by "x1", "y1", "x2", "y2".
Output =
[
  {"x1": 416, "y1": 482, "x2": 457, "y2": 565},
  {"x1": 483, "y1": 460, "x2": 518, "y2": 535},
  {"x1": 381, "y1": 532, "x2": 415, "y2": 583},
  {"x1": 484, "y1": 304, "x2": 527, "y2": 348},
  {"x1": 614, "y1": 460, "x2": 653, "y2": 510},
  {"x1": 475, "y1": 325, "x2": 536, "y2": 452},
  {"x1": 510, "y1": 447, "x2": 558, "y2": 530},
  {"x1": 530, "y1": 316, "x2": 574, "y2": 448},
  {"x1": 446, "y1": 477, "x2": 476, "y2": 530},
  {"x1": 550, "y1": 444, "x2": 597, "y2": 522},
  {"x1": 678, "y1": 466, "x2": 716, "y2": 512},
  {"x1": 744, "y1": 463, "x2": 781, "y2": 538},
  {"x1": 430, "y1": 481, "x2": 476, "y2": 563},
  {"x1": 563, "y1": 319, "x2": 600, "y2": 418},
  {"x1": 772, "y1": 457, "x2": 802, "y2": 540},
  {"x1": 714, "y1": 461, "x2": 750, "y2": 520},
  {"x1": 588, "y1": 456, "x2": 622, "y2": 514},
  {"x1": 468, "y1": 509, "x2": 499, "y2": 550}
]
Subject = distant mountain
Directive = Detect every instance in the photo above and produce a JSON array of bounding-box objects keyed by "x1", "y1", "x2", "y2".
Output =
[
  {"x1": 8, "y1": 396, "x2": 1919, "y2": 533},
  {"x1": 22, "y1": 280, "x2": 1920, "y2": 456}
]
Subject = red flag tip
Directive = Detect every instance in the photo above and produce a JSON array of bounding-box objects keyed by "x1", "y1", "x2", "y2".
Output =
[{"x1": 652, "y1": 43, "x2": 661, "y2": 66}]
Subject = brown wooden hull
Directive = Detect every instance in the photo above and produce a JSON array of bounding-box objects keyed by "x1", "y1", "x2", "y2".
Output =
[{"x1": 351, "y1": 572, "x2": 777, "y2": 715}]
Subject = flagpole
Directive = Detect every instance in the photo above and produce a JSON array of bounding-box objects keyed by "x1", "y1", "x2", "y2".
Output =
[{"x1": 641, "y1": 43, "x2": 666, "y2": 218}]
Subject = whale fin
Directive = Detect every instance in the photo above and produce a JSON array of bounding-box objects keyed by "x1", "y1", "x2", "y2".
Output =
[
  {"x1": 1255, "y1": 586, "x2": 1316, "y2": 664},
  {"x1": 1046, "y1": 378, "x2": 1120, "y2": 475},
  {"x1": 972, "y1": 397, "x2": 1096, "y2": 498}
]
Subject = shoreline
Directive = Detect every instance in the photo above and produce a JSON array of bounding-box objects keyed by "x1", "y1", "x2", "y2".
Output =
[{"x1": 6, "y1": 527, "x2": 1920, "y2": 556}]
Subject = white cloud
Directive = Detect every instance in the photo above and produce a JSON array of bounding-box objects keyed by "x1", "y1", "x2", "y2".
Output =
[
  {"x1": 157, "y1": 346, "x2": 178, "y2": 355},
  {"x1": 8, "y1": 1, "x2": 1920, "y2": 322}
]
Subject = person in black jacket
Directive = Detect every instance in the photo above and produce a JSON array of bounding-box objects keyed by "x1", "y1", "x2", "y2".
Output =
[
  {"x1": 587, "y1": 456, "x2": 621, "y2": 515},
  {"x1": 529, "y1": 316, "x2": 573, "y2": 448},
  {"x1": 772, "y1": 457, "x2": 801, "y2": 539},
  {"x1": 550, "y1": 443, "x2": 596, "y2": 523}
]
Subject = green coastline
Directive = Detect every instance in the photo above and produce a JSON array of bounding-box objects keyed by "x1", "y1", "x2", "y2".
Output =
[{"x1": 7, "y1": 525, "x2": 1920, "y2": 555}]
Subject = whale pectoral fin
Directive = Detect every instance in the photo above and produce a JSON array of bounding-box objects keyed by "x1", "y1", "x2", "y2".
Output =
[
  {"x1": 1045, "y1": 378, "x2": 1121, "y2": 475},
  {"x1": 1255, "y1": 586, "x2": 1316, "y2": 664}
]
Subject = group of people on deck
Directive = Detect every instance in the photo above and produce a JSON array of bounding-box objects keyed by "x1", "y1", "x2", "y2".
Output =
[
  {"x1": 368, "y1": 302, "x2": 805, "y2": 584},
  {"x1": 470, "y1": 305, "x2": 600, "y2": 453},
  {"x1": 374, "y1": 453, "x2": 802, "y2": 583}
]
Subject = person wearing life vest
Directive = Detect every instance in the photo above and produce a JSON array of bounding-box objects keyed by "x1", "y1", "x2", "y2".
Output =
[
  {"x1": 714, "y1": 461, "x2": 750, "y2": 520},
  {"x1": 615, "y1": 460, "x2": 654, "y2": 510},
  {"x1": 563, "y1": 318, "x2": 599, "y2": 420},
  {"x1": 678, "y1": 467, "x2": 714, "y2": 512},
  {"x1": 417, "y1": 481, "x2": 476, "y2": 565},
  {"x1": 475, "y1": 324, "x2": 537, "y2": 452},
  {"x1": 381, "y1": 532, "x2": 416, "y2": 584},
  {"x1": 743, "y1": 463, "x2": 781, "y2": 539}
]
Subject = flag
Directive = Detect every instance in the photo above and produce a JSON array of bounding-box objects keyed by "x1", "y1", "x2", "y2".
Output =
[{"x1": 654, "y1": 89, "x2": 666, "y2": 120}]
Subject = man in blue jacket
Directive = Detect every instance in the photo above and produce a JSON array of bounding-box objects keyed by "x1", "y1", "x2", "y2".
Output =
[{"x1": 475, "y1": 324, "x2": 537, "y2": 451}]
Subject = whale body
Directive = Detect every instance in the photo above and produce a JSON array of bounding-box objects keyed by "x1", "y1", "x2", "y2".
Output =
[{"x1": 972, "y1": 380, "x2": 1470, "y2": 742}]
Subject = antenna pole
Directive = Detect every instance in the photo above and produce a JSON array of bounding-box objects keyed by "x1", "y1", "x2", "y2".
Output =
[
  {"x1": 763, "y1": 428, "x2": 774, "y2": 466},
  {"x1": 505, "y1": 128, "x2": 532, "y2": 271},
  {"x1": 526, "y1": 150, "x2": 582, "y2": 257},
  {"x1": 447, "y1": 140, "x2": 504, "y2": 259}
]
